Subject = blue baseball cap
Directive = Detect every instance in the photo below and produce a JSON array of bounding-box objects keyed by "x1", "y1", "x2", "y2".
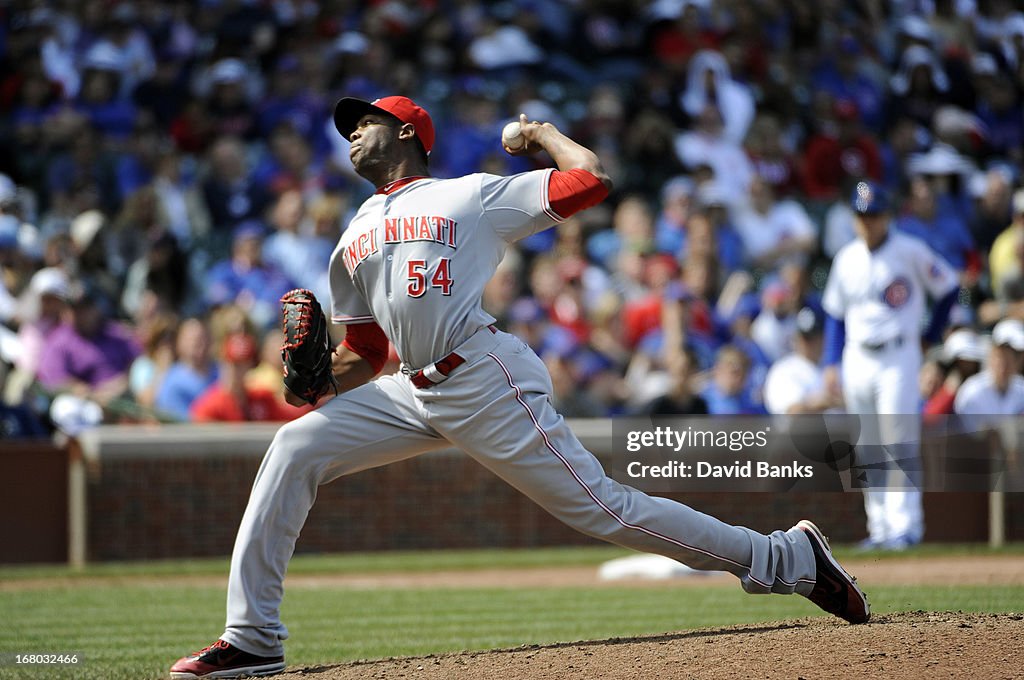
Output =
[{"x1": 851, "y1": 181, "x2": 890, "y2": 215}]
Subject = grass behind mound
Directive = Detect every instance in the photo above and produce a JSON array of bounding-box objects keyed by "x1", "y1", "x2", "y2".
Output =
[{"x1": 3, "y1": 577, "x2": 1022, "y2": 679}]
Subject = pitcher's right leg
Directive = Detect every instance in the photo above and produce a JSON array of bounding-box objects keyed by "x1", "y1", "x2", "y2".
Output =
[{"x1": 172, "y1": 375, "x2": 446, "y2": 678}]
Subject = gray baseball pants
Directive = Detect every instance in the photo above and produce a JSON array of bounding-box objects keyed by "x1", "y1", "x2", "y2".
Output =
[{"x1": 222, "y1": 328, "x2": 816, "y2": 656}]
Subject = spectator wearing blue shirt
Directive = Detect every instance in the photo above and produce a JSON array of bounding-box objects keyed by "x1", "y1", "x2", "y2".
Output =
[
  {"x1": 694, "y1": 186, "x2": 745, "y2": 274},
  {"x1": 811, "y1": 36, "x2": 886, "y2": 132},
  {"x1": 204, "y1": 222, "x2": 296, "y2": 329},
  {"x1": 701, "y1": 345, "x2": 767, "y2": 415},
  {"x1": 261, "y1": 190, "x2": 332, "y2": 296},
  {"x1": 155, "y1": 318, "x2": 218, "y2": 421},
  {"x1": 257, "y1": 55, "x2": 331, "y2": 156},
  {"x1": 73, "y1": 45, "x2": 137, "y2": 140},
  {"x1": 896, "y1": 176, "x2": 977, "y2": 281},
  {"x1": 972, "y1": 65, "x2": 1024, "y2": 163}
]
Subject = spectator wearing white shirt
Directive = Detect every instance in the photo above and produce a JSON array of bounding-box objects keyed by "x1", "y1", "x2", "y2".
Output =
[
  {"x1": 674, "y1": 106, "x2": 753, "y2": 208},
  {"x1": 764, "y1": 307, "x2": 843, "y2": 415},
  {"x1": 955, "y1": 319, "x2": 1024, "y2": 419},
  {"x1": 733, "y1": 176, "x2": 817, "y2": 270}
]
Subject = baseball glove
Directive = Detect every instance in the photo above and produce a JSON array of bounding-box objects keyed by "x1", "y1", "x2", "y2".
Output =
[{"x1": 280, "y1": 288, "x2": 338, "y2": 406}]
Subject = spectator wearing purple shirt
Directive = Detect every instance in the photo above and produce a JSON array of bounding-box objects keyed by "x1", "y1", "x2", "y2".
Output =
[{"x1": 37, "y1": 281, "x2": 140, "y2": 405}]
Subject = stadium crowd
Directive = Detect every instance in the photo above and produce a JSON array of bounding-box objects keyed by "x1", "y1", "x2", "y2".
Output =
[{"x1": 1, "y1": 0, "x2": 1024, "y2": 434}]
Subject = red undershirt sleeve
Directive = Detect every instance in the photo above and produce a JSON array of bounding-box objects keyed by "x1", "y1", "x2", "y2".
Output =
[
  {"x1": 341, "y1": 322, "x2": 389, "y2": 375},
  {"x1": 547, "y1": 168, "x2": 609, "y2": 219}
]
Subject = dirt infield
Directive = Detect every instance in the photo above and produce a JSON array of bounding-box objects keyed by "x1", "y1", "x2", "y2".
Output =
[{"x1": 277, "y1": 611, "x2": 1024, "y2": 680}]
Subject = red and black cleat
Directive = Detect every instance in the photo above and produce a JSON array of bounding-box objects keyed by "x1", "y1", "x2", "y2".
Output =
[
  {"x1": 169, "y1": 639, "x2": 285, "y2": 679},
  {"x1": 796, "y1": 519, "x2": 871, "y2": 624}
]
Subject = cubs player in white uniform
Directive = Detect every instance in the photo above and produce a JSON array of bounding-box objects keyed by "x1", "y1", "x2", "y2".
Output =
[
  {"x1": 822, "y1": 181, "x2": 959, "y2": 551},
  {"x1": 171, "y1": 96, "x2": 869, "y2": 678}
]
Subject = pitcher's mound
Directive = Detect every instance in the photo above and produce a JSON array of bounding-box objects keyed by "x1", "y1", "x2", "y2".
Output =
[{"x1": 277, "y1": 611, "x2": 1023, "y2": 679}]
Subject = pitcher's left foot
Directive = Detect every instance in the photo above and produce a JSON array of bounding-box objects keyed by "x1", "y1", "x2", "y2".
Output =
[{"x1": 796, "y1": 519, "x2": 870, "y2": 624}]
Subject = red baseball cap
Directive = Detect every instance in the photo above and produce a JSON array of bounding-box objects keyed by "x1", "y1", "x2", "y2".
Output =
[{"x1": 333, "y1": 95, "x2": 435, "y2": 155}]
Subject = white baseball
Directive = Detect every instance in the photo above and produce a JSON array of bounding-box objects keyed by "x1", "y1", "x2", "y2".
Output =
[{"x1": 502, "y1": 121, "x2": 525, "y2": 151}]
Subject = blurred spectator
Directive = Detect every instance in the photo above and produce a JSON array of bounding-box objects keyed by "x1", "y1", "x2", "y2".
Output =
[
  {"x1": 969, "y1": 167, "x2": 1013, "y2": 253},
  {"x1": 955, "y1": 320, "x2": 1024, "y2": 419},
  {"x1": 987, "y1": 188, "x2": 1024, "y2": 299},
  {"x1": 201, "y1": 136, "x2": 272, "y2": 242},
  {"x1": 204, "y1": 58, "x2": 258, "y2": 140},
  {"x1": 674, "y1": 106, "x2": 753, "y2": 207},
  {"x1": 700, "y1": 344, "x2": 766, "y2": 415},
  {"x1": 190, "y1": 331, "x2": 299, "y2": 422},
  {"x1": 246, "y1": 328, "x2": 285, "y2": 393},
  {"x1": 128, "y1": 313, "x2": 177, "y2": 411},
  {"x1": 546, "y1": 351, "x2": 606, "y2": 418},
  {"x1": 923, "y1": 328, "x2": 986, "y2": 417},
  {"x1": 73, "y1": 44, "x2": 137, "y2": 140},
  {"x1": 121, "y1": 230, "x2": 188, "y2": 319},
  {"x1": 246, "y1": 327, "x2": 313, "y2": 418},
  {"x1": 639, "y1": 348, "x2": 708, "y2": 416},
  {"x1": 36, "y1": 280, "x2": 139, "y2": 406},
  {"x1": 132, "y1": 49, "x2": 190, "y2": 128},
  {"x1": 972, "y1": 59, "x2": 1023, "y2": 164},
  {"x1": 811, "y1": 36, "x2": 886, "y2": 133},
  {"x1": 680, "y1": 50, "x2": 755, "y2": 145},
  {"x1": 261, "y1": 190, "x2": 332, "y2": 294},
  {"x1": 802, "y1": 99, "x2": 883, "y2": 201},
  {"x1": 253, "y1": 123, "x2": 331, "y2": 200},
  {"x1": 653, "y1": 176, "x2": 693, "y2": 254},
  {"x1": 8, "y1": 267, "x2": 68, "y2": 401},
  {"x1": 691, "y1": 188, "x2": 744, "y2": 273},
  {"x1": 763, "y1": 306, "x2": 841, "y2": 415},
  {"x1": 482, "y1": 249, "x2": 524, "y2": 326},
  {"x1": 744, "y1": 114, "x2": 800, "y2": 197},
  {"x1": 897, "y1": 175, "x2": 979, "y2": 285},
  {"x1": 887, "y1": 45, "x2": 952, "y2": 129},
  {"x1": 204, "y1": 221, "x2": 295, "y2": 329},
  {"x1": 751, "y1": 275, "x2": 804, "y2": 364},
  {"x1": 732, "y1": 176, "x2": 816, "y2": 270},
  {"x1": 257, "y1": 54, "x2": 330, "y2": 152},
  {"x1": 587, "y1": 195, "x2": 654, "y2": 270},
  {"x1": 154, "y1": 317, "x2": 217, "y2": 421}
]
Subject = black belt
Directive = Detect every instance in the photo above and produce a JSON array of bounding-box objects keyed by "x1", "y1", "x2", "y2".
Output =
[
  {"x1": 861, "y1": 336, "x2": 904, "y2": 352},
  {"x1": 409, "y1": 325, "x2": 497, "y2": 388}
]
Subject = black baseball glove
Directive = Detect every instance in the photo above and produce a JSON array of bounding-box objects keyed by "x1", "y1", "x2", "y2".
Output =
[{"x1": 280, "y1": 288, "x2": 338, "y2": 406}]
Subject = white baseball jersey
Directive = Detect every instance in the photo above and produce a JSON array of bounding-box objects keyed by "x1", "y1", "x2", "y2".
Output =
[
  {"x1": 822, "y1": 230, "x2": 957, "y2": 345},
  {"x1": 329, "y1": 170, "x2": 561, "y2": 369}
]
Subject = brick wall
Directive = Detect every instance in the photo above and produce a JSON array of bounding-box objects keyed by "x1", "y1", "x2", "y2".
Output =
[{"x1": 85, "y1": 449, "x2": 1018, "y2": 561}]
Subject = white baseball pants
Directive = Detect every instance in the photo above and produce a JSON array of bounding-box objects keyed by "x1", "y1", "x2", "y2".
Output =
[
  {"x1": 841, "y1": 342, "x2": 924, "y2": 544},
  {"x1": 222, "y1": 328, "x2": 816, "y2": 657}
]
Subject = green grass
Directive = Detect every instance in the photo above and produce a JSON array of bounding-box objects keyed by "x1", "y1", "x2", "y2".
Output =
[
  {"x1": 1, "y1": 546, "x2": 1022, "y2": 680},
  {"x1": 2, "y1": 542, "x2": 1022, "y2": 581},
  {"x1": 0, "y1": 546, "x2": 633, "y2": 582}
]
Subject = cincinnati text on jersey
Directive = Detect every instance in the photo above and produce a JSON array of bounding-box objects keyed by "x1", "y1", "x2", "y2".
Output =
[{"x1": 342, "y1": 215, "x2": 459, "y2": 275}]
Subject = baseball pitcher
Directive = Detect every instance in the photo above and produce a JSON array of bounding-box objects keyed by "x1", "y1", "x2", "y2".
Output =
[{"x1": 171, "y1": 96, "x2": 869, "y2": 679}]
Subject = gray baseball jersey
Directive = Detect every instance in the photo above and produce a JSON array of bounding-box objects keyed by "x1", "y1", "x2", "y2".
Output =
[
  {"x1": 220, "y1": 169, "x2": 818, "y2": 657},
  {"x1": 329, "y1": 170, "x2": 562, "y2": 369}
]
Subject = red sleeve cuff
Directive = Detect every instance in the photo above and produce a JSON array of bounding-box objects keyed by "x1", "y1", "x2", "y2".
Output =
[
  {"x1": 341, "y1": 322, "x2": 389, "y2": 375},
  {"x1": 547, "y1": 168, "x2": 609, "y2": 219}
]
